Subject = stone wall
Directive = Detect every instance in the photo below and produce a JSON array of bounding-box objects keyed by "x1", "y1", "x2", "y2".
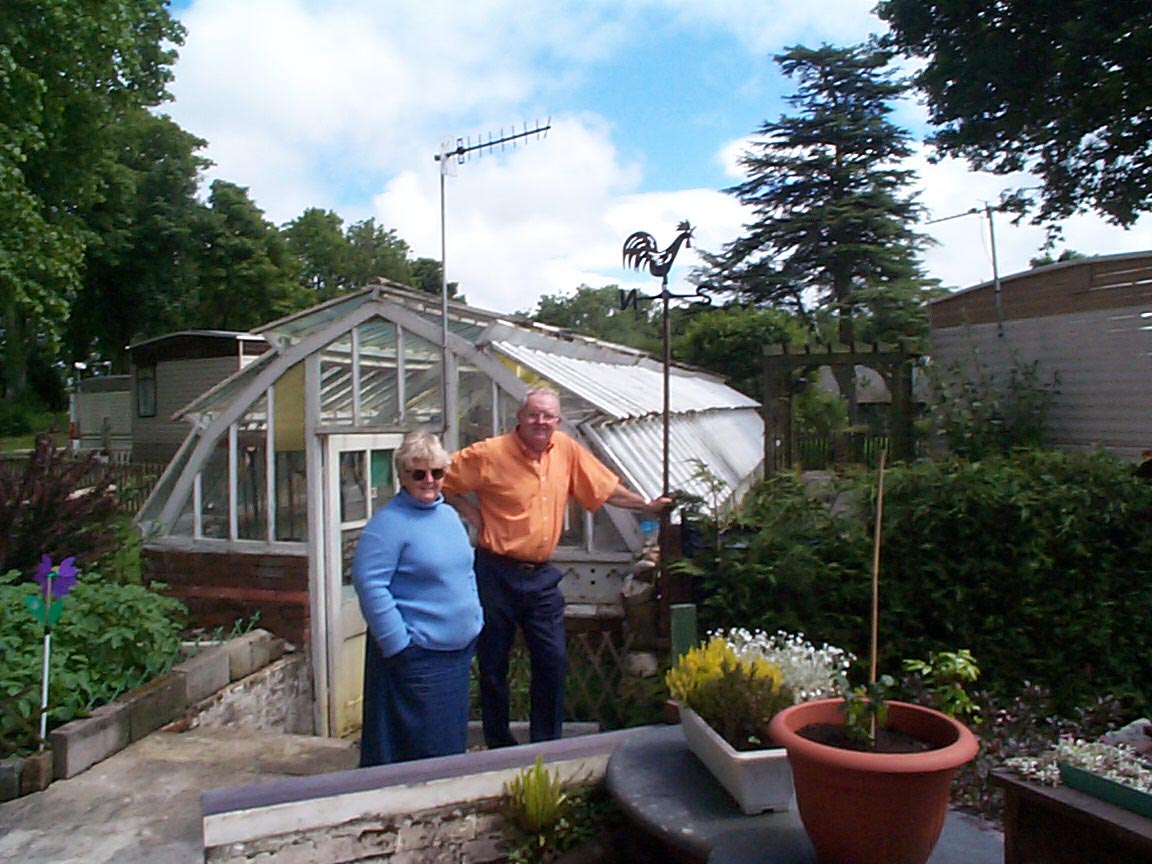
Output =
[
  {"x1": 201, "y1": 729, "x2": 637, "y2": 864},
  {"x1": 206, "y1": 800, "x2": 507, "y2": 864},
  {"x1": 1, "y1": 629, "x2": 301, "y2": 803}
]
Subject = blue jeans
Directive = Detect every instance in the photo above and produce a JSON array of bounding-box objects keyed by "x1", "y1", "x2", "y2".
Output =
[
  {"x1": 360, "y1": 636, "x2": 476, "y2": 766},
  {"x1": 474, "y1": 549, "x2": 567, "y2": 747}
]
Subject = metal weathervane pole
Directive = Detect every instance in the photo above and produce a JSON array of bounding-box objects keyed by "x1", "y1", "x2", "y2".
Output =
[
  {"x1": 620, "y1": 221, "x2": 711, "y2": 497},
  {"x1": 433, "y1": 120, "x2": 551, "y2": 447}
]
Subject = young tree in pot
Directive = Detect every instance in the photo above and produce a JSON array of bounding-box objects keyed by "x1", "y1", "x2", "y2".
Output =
[{"x1": 767, "y1": 454, "x2": 981, "y2": 864}]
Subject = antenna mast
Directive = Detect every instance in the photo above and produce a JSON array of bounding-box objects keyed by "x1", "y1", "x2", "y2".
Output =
[{"x1": 433, "y1": 120, "x2": 551, "y2": 447}]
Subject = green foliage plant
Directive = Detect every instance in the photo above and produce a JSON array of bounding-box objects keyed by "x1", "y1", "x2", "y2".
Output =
[
  {"x1": 841, "y1": 675, "x2": 895, "y2": 747},
  {"x1": 505, "y1": 756, "x2": 568, "y2": 836},
  {"x1": 925, "y1": 346, "x2": 1059, "y2": 458},
  {"x1": 684, "y1": 472, "x2": 871, "y2": 652},
  {"x1": 0, "y1": 567, "x2": 186, "y2": 756},
  {"x1": 690, "y1": 449, "x2": 1152, "y2": 716},
  {"x1": 903, "y1": 649, "x2": 982, "y2": 723},
  {"x1": 503, "y1": 757, "x2": 613, "y2": 862}
]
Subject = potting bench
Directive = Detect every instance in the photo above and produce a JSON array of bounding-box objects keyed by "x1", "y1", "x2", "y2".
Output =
[{"x1": 992, "y1": 767, "x2": 1152, "y2": 864}]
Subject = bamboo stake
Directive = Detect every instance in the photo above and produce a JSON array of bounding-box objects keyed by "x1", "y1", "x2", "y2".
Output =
[{"x1": 870, "y1": 449, "x2": 886, "y2": 686}]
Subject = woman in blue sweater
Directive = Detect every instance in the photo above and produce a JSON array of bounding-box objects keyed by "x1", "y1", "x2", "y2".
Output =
[{"x1": 352, "y1": 431, "x2": 482, "y2": 765}]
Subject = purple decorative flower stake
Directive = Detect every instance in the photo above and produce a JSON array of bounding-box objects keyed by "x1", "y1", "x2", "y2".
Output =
[{"x1": 25, "y1": 555, "x2": 78, "y2": 748}]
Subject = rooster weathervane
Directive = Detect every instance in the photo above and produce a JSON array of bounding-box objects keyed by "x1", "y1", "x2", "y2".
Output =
[
  {"x1": 620, "y1": 220, "x2": 711, "y2": 309},
  {"x1": 617, "y1": 220, "x2": 712, "y2": 502}
]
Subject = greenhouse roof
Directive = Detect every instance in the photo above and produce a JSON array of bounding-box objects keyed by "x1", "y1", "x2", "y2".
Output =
[{"x1": 172, "y1": 280, "x2": 763, "y2": 506}]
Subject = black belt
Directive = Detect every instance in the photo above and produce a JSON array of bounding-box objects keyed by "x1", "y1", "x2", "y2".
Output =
[{"x1": 477, "y1": 547, "x2": 548, "y2": 572}]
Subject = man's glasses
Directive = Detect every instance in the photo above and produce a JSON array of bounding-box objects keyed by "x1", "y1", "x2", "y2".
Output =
[
  {"x1": 525, "y1": 412, "x2": 560, "y2": 423},
  {"x1": 409, "y1": 468, "x2": 445, "y2": 481}
]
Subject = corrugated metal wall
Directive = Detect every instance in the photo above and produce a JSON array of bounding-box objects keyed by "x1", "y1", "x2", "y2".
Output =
[{"x1": 930, "y1": 253, "x2": 1152, "y2": 461}]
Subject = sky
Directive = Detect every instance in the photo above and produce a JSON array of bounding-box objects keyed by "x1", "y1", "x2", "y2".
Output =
[{"x1": 164, "y1": 0, "x2": 1152, "y2": 316}]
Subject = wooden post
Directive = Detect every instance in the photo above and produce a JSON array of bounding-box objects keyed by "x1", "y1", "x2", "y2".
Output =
[{"x1": 670, "y1": 603, "x2": 698, "y2": 660}]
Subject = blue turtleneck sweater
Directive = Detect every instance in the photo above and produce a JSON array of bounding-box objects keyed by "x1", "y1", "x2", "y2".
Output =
[{"x1": 351, "y1": 488, "x2": 482, "y2": 658}]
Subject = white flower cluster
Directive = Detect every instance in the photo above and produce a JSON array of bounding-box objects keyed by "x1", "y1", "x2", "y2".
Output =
[
  {"x1": 1007, "y1": 737, "x2": 1152, "y2": 792},
  {"x1": 717, "y1": 628, "x2": 854, "y2": 703}
]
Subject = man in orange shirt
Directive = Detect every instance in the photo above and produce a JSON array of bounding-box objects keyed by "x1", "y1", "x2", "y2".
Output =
[{"x1": 443, "y1": 386, "x2": 671, "y2": 747}]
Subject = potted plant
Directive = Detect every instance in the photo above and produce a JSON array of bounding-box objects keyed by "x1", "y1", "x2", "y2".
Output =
[
  {"x1": 769, "y1": 690, "x2": 979, "y2": 864},
  {"x1": 666, "y1": 629, "x2": 852, "y2": 814},
  {"x1": 1005, "y1": 733, "x2": 1152, "y2": 819},
  {"x1": 766, "y1": 453, "x2": 981, "y2": 864}
]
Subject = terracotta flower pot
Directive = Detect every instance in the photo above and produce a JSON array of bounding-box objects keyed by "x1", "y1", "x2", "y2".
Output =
[{"x1": 768, "y1": 698, "x2": 979, "y2": 864}]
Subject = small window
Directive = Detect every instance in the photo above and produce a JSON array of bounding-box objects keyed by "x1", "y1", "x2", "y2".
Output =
[{"x1": 137, "y1": 366, "x2": 157, "y2": 417}]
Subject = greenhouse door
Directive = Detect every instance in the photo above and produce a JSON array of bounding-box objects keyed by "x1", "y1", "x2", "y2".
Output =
[{"x1": 322, "y1": 433, "x2": 400, "y2": 739}]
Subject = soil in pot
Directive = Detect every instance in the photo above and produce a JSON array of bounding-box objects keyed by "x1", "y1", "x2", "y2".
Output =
[{"x1": 797, "y1": 722, "x2": 937, "y2": 754}]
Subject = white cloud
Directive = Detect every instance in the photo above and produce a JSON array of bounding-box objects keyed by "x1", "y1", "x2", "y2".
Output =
[
  {"x1": 166, "y1": 0, "x2": 1151, "y2": 317},
  {"x1": 913, "y1": 152, "x2": 1152, "y2": 290}
]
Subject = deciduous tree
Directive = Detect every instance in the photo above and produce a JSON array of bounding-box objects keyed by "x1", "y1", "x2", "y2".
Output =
[
  {"x1": 878, "y1": 0, "x2": 1152, "y2": 227},
  {"x1": 0, "y1": 0, "x2": 183, "y2": 398}
]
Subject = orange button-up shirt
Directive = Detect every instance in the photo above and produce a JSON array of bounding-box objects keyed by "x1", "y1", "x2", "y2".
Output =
[{"x1": 442, "y1": 430, "x2": 619, "y2": 563}]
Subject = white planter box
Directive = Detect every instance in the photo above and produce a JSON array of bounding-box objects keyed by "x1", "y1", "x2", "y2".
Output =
[{"x1": 680, "y1": 706, "x2": 794, "y2": 814}]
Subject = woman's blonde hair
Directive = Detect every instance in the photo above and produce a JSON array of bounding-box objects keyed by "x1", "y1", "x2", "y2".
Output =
[{"x1": 395, "y1": 430, "x2": 450, "y2": 473}]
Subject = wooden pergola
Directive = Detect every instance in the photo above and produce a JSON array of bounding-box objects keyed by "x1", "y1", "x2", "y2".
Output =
[{"x1": 762, "y1": 341, "x2": 921, "y2": 473}]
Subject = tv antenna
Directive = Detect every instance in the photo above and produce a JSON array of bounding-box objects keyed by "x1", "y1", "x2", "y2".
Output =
[
  {"x1": 928, "y1": 202, "x2": 1005, "y2": 337},
  {"x1": 432, "y1": 119, "x2": 551, "y2": 446}
]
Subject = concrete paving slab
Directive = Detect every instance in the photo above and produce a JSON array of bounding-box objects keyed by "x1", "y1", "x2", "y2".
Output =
[{"x1": 0, "y1": 728, "x2": 358, "y2": 864}]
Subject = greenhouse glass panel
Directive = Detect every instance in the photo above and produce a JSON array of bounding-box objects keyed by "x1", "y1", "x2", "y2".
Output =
[
  {"x1": 593, "y1": 507, "x2": 628, "y2": 552},
  {"x1": 359, "y1": 319, "x2": 399, "y2": 425},
  {"x1": 138, "y1": 435, "x2": 195, "y2": 526},
  {"x1": 339, "y1": 451, "x2": 367, "y2": 522},
  {"x1": 172, "y1": 484, "x2": 195, "y2": 537},
  {"x1": 402, "y1": 330, "x2": 442, "y2": 425},
  {"x1": 275, "y1": 450, "x2": 307, "y2": 541},
  {"x1": 201, "y1": 437, "x2": 230, "y2": 539},
  {"x1": 370, "y1": 448, "x2": 394, "y2": 512},
  {"x1": 237, "y1": 395, "x2": 268, "y2": 541},
  {"x1": 497, "y1": 388, "x2": 519, "y2": 434},
  {"x1": 458, "y1": 366, "x2": 494, "y2": 447},
  {"x1": 320, "y1": 333, "x2": 354, "y2": 424},
  {"x1": 558, "y1": 497, "x2": 587, "y2": 549}
]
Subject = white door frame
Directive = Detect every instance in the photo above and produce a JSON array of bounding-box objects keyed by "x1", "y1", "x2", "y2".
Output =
[{"x1": 316, "y1": 432, "x2": 402, "y2": 738}]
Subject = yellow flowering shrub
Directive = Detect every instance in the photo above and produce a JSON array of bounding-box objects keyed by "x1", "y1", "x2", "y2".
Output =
[{"x1": 666, "y1": 636, "x2": 790, "y2": 751}]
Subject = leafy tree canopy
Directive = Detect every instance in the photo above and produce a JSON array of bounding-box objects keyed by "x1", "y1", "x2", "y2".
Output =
[
  {"x1": 673, "y1": 305, "x2": 804, "y2": 398},
  {"x1": 524, "y1": 284, "x2": 661, "y2": 353},
  {"x1": 0, "y1": 0, "x2": 183, "y2": 398},
  {"x1": 190, "y1": 180, "x2": 308, "y2": 332},
  {"x1": 878, "y1": 0, "x2": 1152, "y2": 227},
  {"x1": 67, "y1": 110, "x2": 210, "y2": 371}
]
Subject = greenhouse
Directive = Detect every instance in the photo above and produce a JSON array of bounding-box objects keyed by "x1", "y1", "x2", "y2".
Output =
[{"x1": 135, "y1": 280, "x2": 763, "y2": 736}]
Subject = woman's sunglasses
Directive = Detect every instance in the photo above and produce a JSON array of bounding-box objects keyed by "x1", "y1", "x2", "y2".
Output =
[{"x1": 409, "y1": 468, "x2": 445, "y2": 481}]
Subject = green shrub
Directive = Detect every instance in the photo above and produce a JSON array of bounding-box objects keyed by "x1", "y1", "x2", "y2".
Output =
[
  {"x1": 683, "y1": 472, "x2": 871, "y2": 654},
  {"x1": 0, "y1": 568, "x2": 186, "y2": 756},
  {"x1": 925, "y1": 348, "x2": 1059, "y2": 458},
  {"x1": 690, "y1": 450, "x2": 1152, "y2": 715}
]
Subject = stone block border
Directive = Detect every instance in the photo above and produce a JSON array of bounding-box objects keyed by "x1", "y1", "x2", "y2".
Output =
[
  {"x1": 0, "y1": 629, "x2": 288, "y2": 802},
  {"x1": 201, "y1": 727, "x2": 641, "y2": 864}
]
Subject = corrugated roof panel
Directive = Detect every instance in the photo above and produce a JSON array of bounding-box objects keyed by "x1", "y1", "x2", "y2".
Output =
[
  {"x1": 583, "y1": 409, "x2": 764, "y2": 506},
  {"x1": 493, "y1": 342, "x2": 758, "y2": 420}
]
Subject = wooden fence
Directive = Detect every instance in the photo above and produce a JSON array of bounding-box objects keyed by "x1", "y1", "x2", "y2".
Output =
[
  {"x1": 0, "y1": 453, "x2": 165, "y2": 515},
  {"x1": 491, "y1": 630, "x2": 667, "y2": 732}
]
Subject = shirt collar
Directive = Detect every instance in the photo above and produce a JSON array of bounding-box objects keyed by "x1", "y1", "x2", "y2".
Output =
[{"x1": 512, "y1": 426, "x2": 555, "y2": 459}]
